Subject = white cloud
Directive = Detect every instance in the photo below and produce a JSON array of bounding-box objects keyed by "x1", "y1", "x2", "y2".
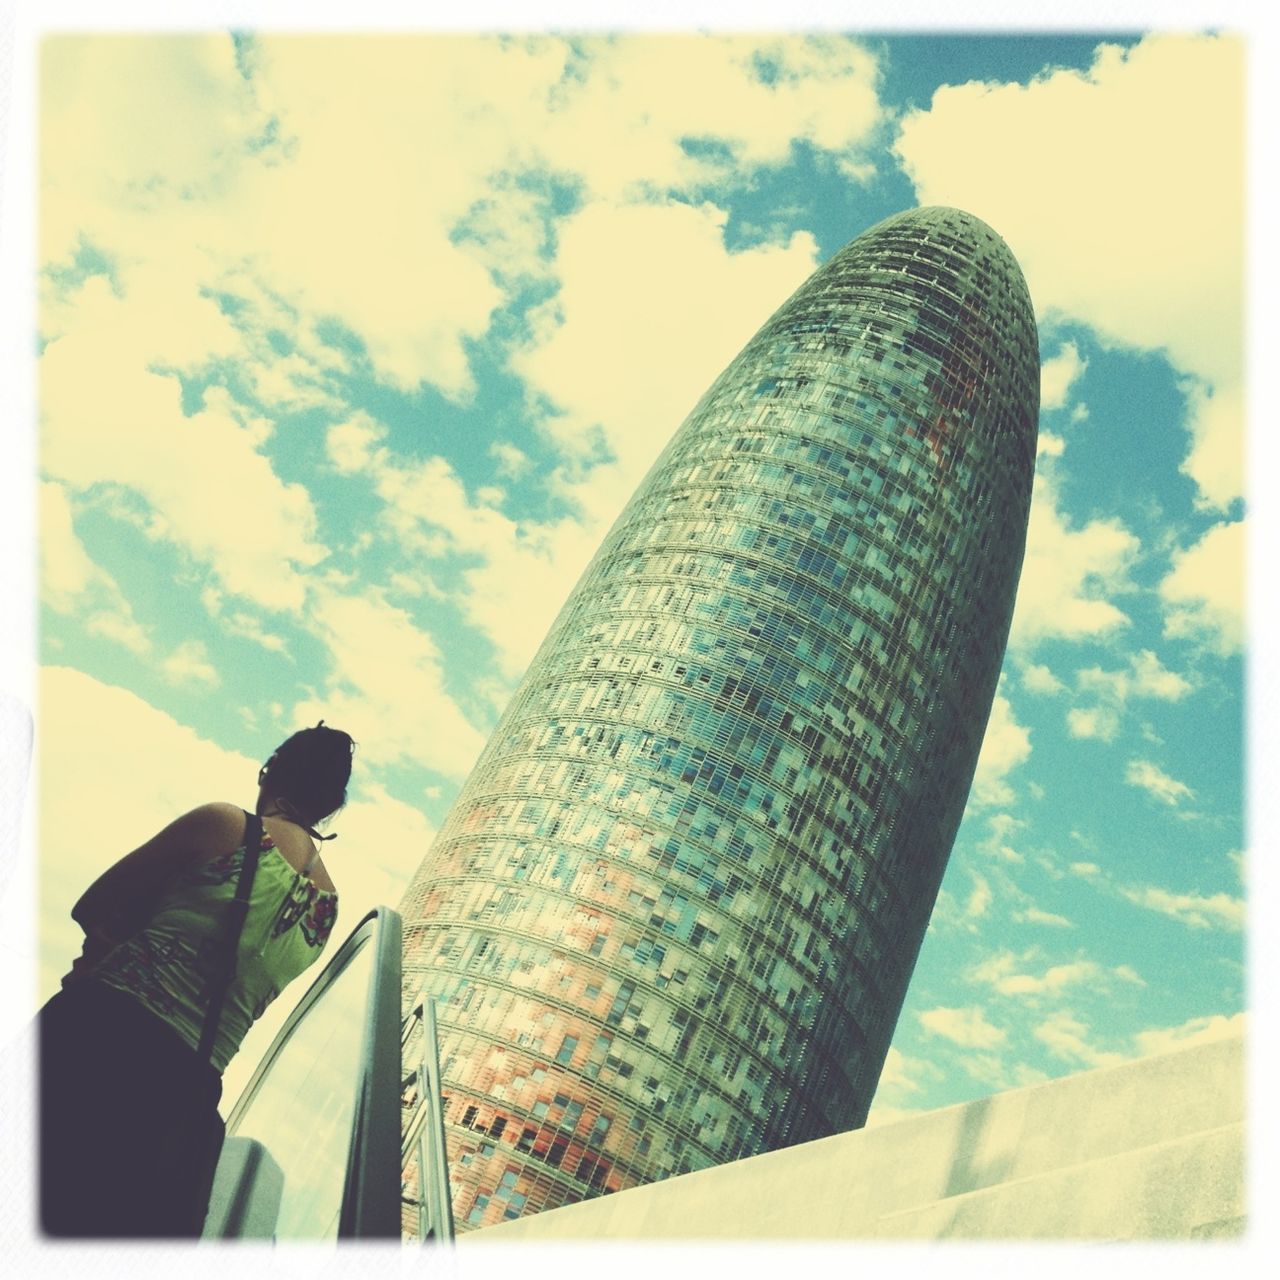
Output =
[
  {"x1": 1011, "y1": 907, "x2": 1072, "y2": 928},
  {"x1": 1039, "y1": 341, "x2": 1086, "y2": 411},
  {"x1": 964, "y1": 872, "x2": 993, "y2": 921},
  {"x1": 980, "y1": 957, "x2": 1141, "y2": 997},
  {"x1": 1066, "y1": 705, "x2": 1121, "y2": 742},
  {"x1": 1132, "y1": 1010, "x2": 1245, "y2": 1058},
  {"x1": 83, "y1": 610, "x2": 151, "y2": 656},
  {"x1": 330, "y1": 436, "x2": 603, "y2": 679},
  {"x1": 894, "y1": 33, "x2": 1243, "y2": 510},
  {"x1": 970, "y1": 687, "x2": 1031, "y2": 807},
  {"x1": 40, "y1": 274, "x2": 328, "y2": 613},
  {"x1": 1069, "y1": 861, "x2": 1102, "y2": 878},
  {"x1": 1033, "y1": 1011, "x2": 1126, "y2": 1069},
  {"x1": 1036, "y1": 431, "x2": 1066, "y2": 460},
  {"x1": 513, "y1": 198, "x2": 820, "y2": 529},
  {"x1": 1120, "y1": 884, "x2": 1243, "y2": 931},
  {"x1": 1124, "y1": 758, "x2": 1194, "y2": 807},
  {"x1": 979, "y1": 812, "x2": 1026, "y2": 865},
  {"x1": 958, "y1": 1054, "x2": 1010, "y2": 1090},
  {"x1": 874, "y1": 1045, "x2": 942, "y2": 1100},
  {"x1": 489, "y1": 442, "x2": 532, "y2": 480},
  {"x1": 40, "y1": 481, "x2": 110, "y2": 613},
  {"x1": 1009, "y1": 471, "x2": 1140, "y2": 649},
  {"x1": 1179, "y1": 380, "x2": 1244, "y2": 512},
  {"x1": 1066, "y1": 649, "x2": 1192, "y2": 741},
  {"x1": 531, "y1": 35, "x2": 883, "y2": 203},
  {"x1": 222, "y1": 611, "x2": 290, "y2": 656},
  {"x1": 1127, "y1": 649, "x2": 1194, "y2": 700},
  {"x1": 244, "y1": 351, "x2": 342, "y2": 414},
  {"x1": 161, "y1": 639, "x2": 220, "y2": 689},
  {"x1": 294, "y1": 584, "x2": 487, "y2": 779},
  {"x1": 326, "y1": 411, "x2": 388, "y2": 475},
  {"x1": 41, "y1": 34, "x2": 885, "y2": 406},
  {"x1": 41, "y1": 481, "x2": 152, "y2": 655},
  {"x1": 1020, "y1": 662, "x2": 1064, "y2": 695},
  {"x1": 919, "y1": 1005, "x2": 1007, "y2": 1049},
  {"x1": 1159, "y1": 519, "x2": 1244, "y2": 655}
]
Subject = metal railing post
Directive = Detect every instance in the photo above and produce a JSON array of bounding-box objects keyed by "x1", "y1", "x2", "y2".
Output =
[{"x1": 421, "y1": 998, "x2": 455, "y2": 1242}]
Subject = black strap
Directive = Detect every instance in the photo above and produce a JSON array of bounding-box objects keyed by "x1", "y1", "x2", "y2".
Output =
[{"x1": 196, "y1": 812, "x2": 263, "y2": 1063}]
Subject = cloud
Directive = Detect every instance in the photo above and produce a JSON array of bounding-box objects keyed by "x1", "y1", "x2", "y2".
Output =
[
  {"x1": 1120, "y1": 884, "x2": 1243, "y2": 931},
  {"x1": 1009, "y1": 470, "x2": 1140, "y2": 649},
  {"x1": 1124, "y1": 758, "x2": 1194, "y2": 807},
  {"x1": 489, "y1": 442, "x2": 532, "y2": 480},
  {"x1": 1159, "y1": 519, "x2": 1244, "y2": 655},
  {"x1": 964, "y1": 872, "x2": 993, "y2": 922},
  {"x1": 530, "y1": 34, "x2": 884, "y2": 203},
  {"x1": 1020, "y1": 662, "x2": 1064, "y2": 695},
  {"x1": 1066, "y1": 706, "x2": 1121, "y2": 742},
  {"x1": 1033, "y1": 1011, "x2": 1127, "y2": 1069},
  {"x1": 1066, "y1": 649, "x2": 1192, "y2": 741},
  {"x1": 326, "y1": 411, "x2": 388, "y2": 475},
  {"x1": 979, "y1": 812, "x2": 1025, "y2": 865},
  {"x1": 1011, "y1": 907, "x2": 1072, "y2": 928},
  {"x1": 512, "y1": 198, "x2": 821, "y2": 528},
  {"x1": 1178, "y1": 380, "x2": 1244, "y2": 512},
  {"x1": 1069, "y1": 861, "x2": 1102, "y2": 878},
  {"x1": 41, "y1": 481, "x2": 151, "y2": 655},
  {"x1": 1132, "y1": 1010, "x2": 1245, "y2": 1058},
  {"x1": 874, "y1": 1046, "x2": 943, "y2": 1100},
  {"x1": 1036, "y1": 431, "x2": 1066, "y2": 460},
  {"x1": 1126, "y1": 649, "x2": 1194, "y2": 700},
  {"x1": 293, "y1": 583, "x2": 487, "y2": 779},
  {"x1": 977, "y1": 955, "x2": 1141, "y2": 997},
  {"x1": 919, "y1": 1005, "x2": 1007, "y2": 1049},
  {"x1": 41, "y1": 34, "x2": 885, "y2": 405},
  {"x1": 40, "y1": 273, "x2": 328, "y2": 613},
  {"x1": 324, "y1": 428, "x2": 603, "y2": 679},
  {"x1": 970, "y1": 687, "x2": 1031, "y2": 807},
  {"x1": 222, "y1": 611, "x2": 290, "y2": 656},
  {"x1": 894, "y1": 33, "x2": 1244, "y2": 510},
  {"x1": 161, "y1": 639, "x2": 220, "y2": 688},
  {"x1": 1039, "y1": 341, "x2": 1087, "y2": 411}
]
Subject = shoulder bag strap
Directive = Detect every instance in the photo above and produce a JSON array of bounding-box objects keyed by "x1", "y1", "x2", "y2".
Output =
[{"x1": 196, "y1": 811, "x2": 264, "y2": 1063}]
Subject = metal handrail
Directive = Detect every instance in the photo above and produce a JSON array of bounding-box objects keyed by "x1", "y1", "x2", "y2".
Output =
[
  {"x1": 215, "y1": 907, "x2": 402, "y2": 1239},
  {"x1": 399, "y1": 991, "x2": 455, "y2": 1243}
]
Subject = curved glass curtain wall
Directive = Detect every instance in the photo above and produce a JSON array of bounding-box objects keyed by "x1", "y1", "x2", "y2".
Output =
[
  {"x1": 399, "y1": 207, "x2": 1040, "y2": 1230},
  {"x1": 211, "y1": 908, "x2": 403, "y2": 1240}
]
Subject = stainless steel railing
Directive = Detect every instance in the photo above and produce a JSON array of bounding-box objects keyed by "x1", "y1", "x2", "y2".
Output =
[
  {"x1": 204, "y1": 907, "x2": 404, "y2": 1240},
  {"x1": 399, "y1": 991, "x2": 455, "y2": 1242}
]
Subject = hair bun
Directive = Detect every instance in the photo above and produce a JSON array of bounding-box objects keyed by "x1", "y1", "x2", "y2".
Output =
[{"x1": 260, "y1": 723, "x2": 356, "y2": 827}]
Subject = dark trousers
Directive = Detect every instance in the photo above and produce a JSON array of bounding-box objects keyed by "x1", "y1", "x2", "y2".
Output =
[{"x1": 39, "y1": 980, "x2": 225, "y2": 1238}]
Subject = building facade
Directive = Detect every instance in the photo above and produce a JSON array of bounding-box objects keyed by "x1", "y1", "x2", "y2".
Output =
[{"x1": 398, "y1": 206, "x2": 1040, "y2": 1230}]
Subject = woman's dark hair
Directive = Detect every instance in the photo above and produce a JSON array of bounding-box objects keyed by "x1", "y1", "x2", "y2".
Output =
[{"x1": 258, "y1": 721, "x2": 355, "y2": 829}]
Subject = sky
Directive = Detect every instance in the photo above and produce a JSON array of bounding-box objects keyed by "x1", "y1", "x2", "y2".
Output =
[{"x1": 0, "y1": 11, "x2": 1258, "y2": 1213}]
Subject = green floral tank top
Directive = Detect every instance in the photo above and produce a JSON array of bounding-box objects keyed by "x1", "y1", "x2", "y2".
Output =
[{"x1": 93, "y1": 820, "x2": 338, "y2": 1073}]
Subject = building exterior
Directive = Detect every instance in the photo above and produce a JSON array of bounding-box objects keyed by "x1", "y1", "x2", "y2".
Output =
[{"x1": 398, "y1": 206, "x2": 1040, "y2": 1231}]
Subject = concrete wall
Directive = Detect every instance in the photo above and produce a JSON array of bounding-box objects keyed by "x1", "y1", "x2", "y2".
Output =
[{"x1": 467, "y1": 1030, "x2": 1244, "y2": 1241}]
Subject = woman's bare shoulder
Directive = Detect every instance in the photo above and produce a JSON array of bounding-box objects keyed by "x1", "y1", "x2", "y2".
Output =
[{"x1": 162, "y1": 803, "x2": 248, "y2": 854}]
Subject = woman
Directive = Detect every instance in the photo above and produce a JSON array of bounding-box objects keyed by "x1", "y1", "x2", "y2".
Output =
[{"x1": 39, "y1": 722, "x2": 354, "y2": 1238}]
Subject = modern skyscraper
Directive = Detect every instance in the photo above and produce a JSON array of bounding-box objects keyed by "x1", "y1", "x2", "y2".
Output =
[{"x1": 398, "y1": 206, "x2": 1039, "y2": 1230}]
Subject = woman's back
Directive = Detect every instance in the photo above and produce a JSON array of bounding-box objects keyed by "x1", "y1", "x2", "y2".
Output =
[{"x1": 92, "y1": 809, "x2": 338, "y2": 1072}]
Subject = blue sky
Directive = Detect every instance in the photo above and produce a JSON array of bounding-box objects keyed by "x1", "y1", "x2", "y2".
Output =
[{"x1": 25, "y1": 28, "x2": 1247, "y2": 1120}]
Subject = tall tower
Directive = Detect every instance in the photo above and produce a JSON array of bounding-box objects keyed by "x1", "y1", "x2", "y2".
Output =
[{"x1": 399, "y1": 207, "x2": 1039, "y2": 1230}]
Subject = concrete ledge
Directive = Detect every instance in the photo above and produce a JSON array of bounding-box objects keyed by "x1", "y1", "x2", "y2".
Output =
[{"x1": 468, "y1": 1030, "x2": 1245, "y2": 1241}]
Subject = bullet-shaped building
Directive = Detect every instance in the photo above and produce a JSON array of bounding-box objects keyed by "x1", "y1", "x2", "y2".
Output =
[{"x1": 399, "y1": 206, "x2": 1040, "y2": 1229}]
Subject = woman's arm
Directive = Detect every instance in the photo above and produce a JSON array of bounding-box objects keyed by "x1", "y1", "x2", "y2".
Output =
[{"x1": 70, "y1": 802, "x2": 248, "y2": 940}]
